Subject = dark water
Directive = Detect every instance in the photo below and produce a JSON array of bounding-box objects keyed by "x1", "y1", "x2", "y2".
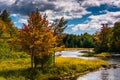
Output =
[{"x1": 55, "y1": 50, "x2": 120, "y2": 80}]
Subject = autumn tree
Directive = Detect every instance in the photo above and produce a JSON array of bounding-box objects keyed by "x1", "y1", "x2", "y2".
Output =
[
  {"x1": 19, "y1": 10, "x2": 57, "y2": 69},
  {"x1": 0, "y1": 19, "x2": 6, "y2": 37},
  {"x1": 94, "y1": 24, "x2": 111, "y2": 53},
  {"x1": 111, "y1": 22, "x2": 120, "y2": 53},
  {"x1": 50, "y1": 17, "x2": 67, "y2": 65},
  {"x1": 0, "y1": 19, "x2": 8, "y2": 57}
]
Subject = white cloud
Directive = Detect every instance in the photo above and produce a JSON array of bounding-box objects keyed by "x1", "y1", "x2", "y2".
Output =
[
  {"x1": 1, "y1": 0, "x2": 91, "y2": 26},
  {"x1": 0, "y1": 0, "x2": 119, "y2": 33},
  {"x1": 72, "y1": 24, "x2": 88, "y2": 31},
  {"x1": 81, "y1": 0, "x2": 100, "y2": 7},
  {"x1": 100, "y1": 0, "x2": 120, "y2": 8},
  {"x1": 72, "y1": 26, "x2": 79, "y2": 32},
  {"x1": 71, "y1": 11, "x2": 120, "y2": 32},
  {"x1": 9, "y1": 0, "x2": 91, "y2": 20},
  {"x1": 0, "y1": 0, "x2": 16, "y2": 6},
  {"x1": 42, "y1": 0, "x2": 91, "y2": 20},
  {"x1": 40, "y1": 0, "x2": 120, "y2": 21},
  {"x1": 68, "y1": 24, "x2": 75, "y2": 28},
  {"x1": 72, "y1": 23, "x2": 101, "y2": 31},
  {"x1": 77, "y1": 24, "x2": 88, "y2": 31},
  {"x1": 10, "y1": 14, "x2": 18, "y2": 17},
  {"x1": 89, "y1": 11, "x2": 120, "y2": 25},
  {"x1": 18, "y1": 18, "x2": 27, "y2": 24},
  {"x1": 81, "y1": 0, "x2": 120, "y2": 8}
]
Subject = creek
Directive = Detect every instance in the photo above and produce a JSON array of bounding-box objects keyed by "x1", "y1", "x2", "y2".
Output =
[{"x1": 56, "y1": 50, "x2": 120, "y2": 80}]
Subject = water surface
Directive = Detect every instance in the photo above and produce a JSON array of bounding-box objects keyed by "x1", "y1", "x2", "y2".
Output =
[
  {"x1": 55, "y1": 50, "x2": 97, "y2": 60},
  {"x1": 56, "y1": 50, "x2": 120, "y2": 80},
  {"x1": 77, "y1": 56, "x2": 120, "y2": 80}
]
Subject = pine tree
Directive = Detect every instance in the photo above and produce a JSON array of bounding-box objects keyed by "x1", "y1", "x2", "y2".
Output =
[{"x1": 0, "y1": 10, "x2": 19, "y2": 52}]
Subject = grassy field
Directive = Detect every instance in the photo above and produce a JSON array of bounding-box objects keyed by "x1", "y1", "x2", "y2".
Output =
[{"x1": 0, "y1": 55, "x2": 109, "y2": 80}]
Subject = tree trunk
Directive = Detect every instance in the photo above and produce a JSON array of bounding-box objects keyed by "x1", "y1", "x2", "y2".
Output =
[
  {"x1": 31, "y1": 54, "x2": 34, "y2": 69},
  {"x1": 31, "y1": 48, "x2": 34, "y2": 69},
  {"x1": 53, "y1": 51, "x2": 55, "y2": 66},
  {"x1": 41, "y1": 59, "x2": 44, "y2": 69}
]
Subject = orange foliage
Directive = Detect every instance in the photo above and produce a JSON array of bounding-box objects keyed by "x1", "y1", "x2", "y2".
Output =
[
  {"x1": 19, "y1": 11, "x2": 57, "y2": 58},
  {"x1": 0, "y1": 20, "x2": 6, "y2": 35}
]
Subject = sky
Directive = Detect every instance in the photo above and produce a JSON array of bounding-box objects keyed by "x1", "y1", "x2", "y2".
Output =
[{"x1": 0, "y1": 0, "x2": 120, "y2": 35}]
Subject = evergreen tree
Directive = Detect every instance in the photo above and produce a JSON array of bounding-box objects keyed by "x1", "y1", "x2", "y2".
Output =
[
  {"x1": 62, "y1": 33, "x2": 95, "y2": 48},
  {"x1": 0, "y1": 10, "x2": 11, "y2": 23},
  {"x1": 0, "y1": 10, "x2": 19, "y2": 52}
]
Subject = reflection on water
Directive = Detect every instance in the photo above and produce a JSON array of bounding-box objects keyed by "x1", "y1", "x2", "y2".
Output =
[
  {"x1": 56, "y1": 50, "x2": 82, "y2": 58},
  {"x1": 55, "y1": 50, "x2": 97, "y2": 60},
  {"x1": 77, "y1": 68, "x2": 120, "y2": 80},
  {"x1": 77, "y1": 57, "x2": 120, "y2": 80}
]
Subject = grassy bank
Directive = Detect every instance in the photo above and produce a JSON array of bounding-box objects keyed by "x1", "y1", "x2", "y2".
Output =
[
  {"x1": 82, "y1": 52, "x2": 112, "y2": 57},
  {"x1": 0, "y1": 56, "x2": 109, "y2": 80},
  {"x1": 63, "y1": 48, "x2": 94, "y2": 50}
]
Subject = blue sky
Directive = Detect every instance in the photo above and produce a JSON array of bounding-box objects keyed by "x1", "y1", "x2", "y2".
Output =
[{"x1": 0, "y1": 0, "x2": 120, "y2": 35}]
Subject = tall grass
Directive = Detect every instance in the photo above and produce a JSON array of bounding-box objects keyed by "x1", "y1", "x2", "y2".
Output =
[
  {"x1": 82, "y1": 52, "x2": 112, "y2": 57},
  {"x1": 63, "y1": 48, "x2": 94, "y2": 50},
  {"x1": 0, "y1": 55, "x2": 109, "y2": 80},
  {"x1": 55, "y1": 57, "x2": 109, "y2": 73}
]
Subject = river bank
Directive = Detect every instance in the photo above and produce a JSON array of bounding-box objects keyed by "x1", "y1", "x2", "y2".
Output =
[
  {"x1": 0, "y1": 55, "x2": 109, "y2": 80},
  {"x1": 49, "y1": 57, "x2": 109, "y2": 80},
  {"x1": 63, "y1": 48, "x2": 94, "y2": 51}
]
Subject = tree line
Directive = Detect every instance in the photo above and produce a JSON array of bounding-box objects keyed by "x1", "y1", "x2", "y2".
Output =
[
  {"x1": 94, "y1": 23, "x2": 120, "y2": 53},
  {"x1": 62, "y1": 22, "x2": 120, "y2": 54},
  {"x1": 62, "y1": 33, "x2": 96, "y2": 48}
]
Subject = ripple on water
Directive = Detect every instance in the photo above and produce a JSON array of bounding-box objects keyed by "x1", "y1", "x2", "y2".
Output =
[{"x1": 77, "y1": 67, "x2": 120, "y2": 80}]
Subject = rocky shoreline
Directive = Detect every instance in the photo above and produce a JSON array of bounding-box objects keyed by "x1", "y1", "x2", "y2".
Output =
[{"x1": 102, "y1": 64, "x2": 120, "y2": 69}]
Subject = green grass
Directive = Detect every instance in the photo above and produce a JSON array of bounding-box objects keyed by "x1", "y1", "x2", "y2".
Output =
[
  {"x1": 93, "y1": 52, "x2": 112, "y2": 57},
  {"x1": 55, "y1": 57, "x2": 109, "y2": 73},
  {"x1": 63, "y1": 48, "x2": 94, "y2": 50},
  {"x1": 0, "y1": 55, "x2": 109, "y2": 80},
  {"x1": 82, "y1": 52, "x2": 112, "y2": 57},
  {"x1": 0, "y1": 77, "x2": 6, "y2": 80}
]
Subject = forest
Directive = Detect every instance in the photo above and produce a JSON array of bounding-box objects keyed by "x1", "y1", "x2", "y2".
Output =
[
  {"x1": 0, "y1": 9, "x2": 120, "y2": 80},
  {"x1": 62, "y1": 23, "x2": 120, "y2": 53},
  {"x1": 63, "y1": 33, "x2": 95, "y2": 48}
]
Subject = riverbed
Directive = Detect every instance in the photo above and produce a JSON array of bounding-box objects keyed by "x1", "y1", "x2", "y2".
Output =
[{"x1": 56, "y1": 50, "x2": 120, "y2": 80}]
